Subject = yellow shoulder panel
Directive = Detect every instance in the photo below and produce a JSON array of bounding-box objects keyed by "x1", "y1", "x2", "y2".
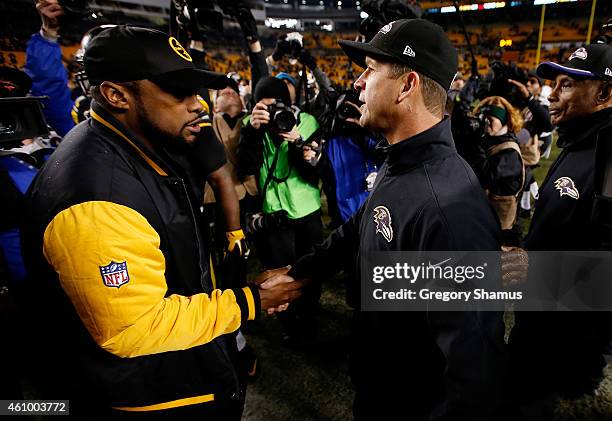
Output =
[{"x1": 43, "y1": 201, "x2": 243, "y2": 358}]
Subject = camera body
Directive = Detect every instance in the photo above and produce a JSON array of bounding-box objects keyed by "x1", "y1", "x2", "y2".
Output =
[
  {"x1": 359, "y1": 0, "x2": 422, "y2": 41},
  {"x1": 465, "y1": 113, "x2": 489, "y2": 140},
  {"x1": 268, "y1": 101, "x2": 297, "y2": 133},
  {"x1": 0, "y1": 97, "x2": 50, "y2": 146},
  {"x1": 58, "y1": 0, "x2": 89, "y2": 15},
  {"x1": 478, "y1": 61, "x2": 528, "y2": 107},
  {"x1": 183, "y1": 0, "x2": 250, "y2": 34},
  {"x1": 245, "y1": 210, "x2": 289, "y2": 235}
]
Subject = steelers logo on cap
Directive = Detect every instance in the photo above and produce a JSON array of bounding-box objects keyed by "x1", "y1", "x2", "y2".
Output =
[{"x1": 168, "y1": 37, "x2": 192, "y2": 62}]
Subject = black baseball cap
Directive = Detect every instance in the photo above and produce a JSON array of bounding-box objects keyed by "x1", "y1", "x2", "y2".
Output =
[
  {"x1": 537, "y1": 44, "x2": 612, "y2": 81},
  {"x1": 254, "y1": 76, "x2": 291, "y2": 105},
  {"x1": 338, "y1": 19, "x2": 458, "y2": 90},
  {"x1": 84, "y1": 26, "x2": 228, "y2": 91}
]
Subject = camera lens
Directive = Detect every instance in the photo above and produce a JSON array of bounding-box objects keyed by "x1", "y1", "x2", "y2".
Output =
[{"x1": 273, "y1": 109, "x2": 297, "y2": 132}]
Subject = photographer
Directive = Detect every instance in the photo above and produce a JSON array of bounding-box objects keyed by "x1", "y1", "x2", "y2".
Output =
[
  {"x1": 472, "y1": 96, "x2": 525, "y2": 245},
  {"x1": 24, "y1": 0, "x2": 75, "y2": 136},
  {"x1": 238, "y1": 76, "x2": 323, "y2": 344},
  {"x1": 508, "y1": 72, "x2": 554, "y2": 218}
]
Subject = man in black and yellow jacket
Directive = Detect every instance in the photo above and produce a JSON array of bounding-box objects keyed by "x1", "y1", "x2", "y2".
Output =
[{"x1": 20, "y1": 26, "x2": 302, "y2": 418}]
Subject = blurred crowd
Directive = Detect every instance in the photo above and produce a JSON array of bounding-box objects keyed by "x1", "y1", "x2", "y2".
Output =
[{"x1": 1, "y1": 0, "x2": 612, "y2": 419}]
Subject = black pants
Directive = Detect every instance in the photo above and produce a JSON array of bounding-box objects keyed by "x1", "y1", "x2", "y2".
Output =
[{"x1": 254, "y1": 210, "x2": 323, "y2": 341}]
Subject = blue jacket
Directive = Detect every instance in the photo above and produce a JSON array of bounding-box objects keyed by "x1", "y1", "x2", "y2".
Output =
[
  {"x1": 323, "y1": 135, "x2": 380, "y2": 224},
  {"x1": 0, "y1": 149, "x2": 53, "y2": 283},
  {"x1": 25, "y1": 32, "x2": 75, "y2": 136}
]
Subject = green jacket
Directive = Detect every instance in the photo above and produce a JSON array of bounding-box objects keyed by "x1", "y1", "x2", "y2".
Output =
[{"x1": 243, "y1": 112, "x2": 321, "y2": 219}]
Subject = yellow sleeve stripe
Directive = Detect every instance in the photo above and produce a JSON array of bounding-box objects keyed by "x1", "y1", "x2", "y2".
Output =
[
  {"x1": 209, "y1": 254, "x2": 217, "y2": 290},
  {"x1": 43, "y1": 201, "x2": 243, "y2": 358},
  {"x1": 243, "y1": 286, "x2": 256, "y2": 321},
  {"x1": 198, "y1": 122, "x2": 213, "y2": 128},
  {"x1": 113, "y1": 393, "x2": 214, "y2": 412},
  {"x1": 91, "y1": 110, "x2": 168, "y2": 177}
]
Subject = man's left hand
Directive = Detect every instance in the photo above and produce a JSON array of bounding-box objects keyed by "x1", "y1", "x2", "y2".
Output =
[
  {"x1": 280, "y1": 129, "x2": 300, "y2": 142},
  {"x1": 224, "y1": 229, "x2": 250, "y2": 259}
]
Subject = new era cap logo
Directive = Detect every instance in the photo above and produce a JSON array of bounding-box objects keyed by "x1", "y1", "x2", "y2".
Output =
[
  {"x1": 379, "y1": 23, "x2": 393, "y2": 35},
  {"x1": 403, "y1": 45, "x2": 416, "y2": 57},
  {"x1": 569, "y1": 47, "x2": 588, "y2": 61},
  {"x1": 169, "y1": 37, "x2": 192, "y2": 62},
  {"x1": 606, "y1": 68, "x2": 612, "y2": 77}
]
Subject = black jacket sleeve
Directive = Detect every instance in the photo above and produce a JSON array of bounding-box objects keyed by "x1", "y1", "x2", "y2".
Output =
[
  {"x1": 236, "y1": 120, "x2": 264, "y2": 181},
  {"x1": 249, "y1": 50, "x2": 270, "y2": 93},
  {"x1": 526, "y1": 97, "x2": 553, "y2": 136},
  {"x1": 291, "y1": 204, "x2": 363, "y2": 280},
  {"x1": 189, "y1": 126, "x2": 227, "y2": 179},
  {"x1": 287, "y1": 131, "x2": 324, "y2": 187},
  {"x1": 481, "y1": 149, "x2": 524, "y2": 196}
]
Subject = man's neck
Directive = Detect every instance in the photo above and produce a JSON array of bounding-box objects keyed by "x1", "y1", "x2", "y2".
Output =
[
  {"x1": 384, "y1": 111, "x2": 441, "y2": 144},
  {"x1": 114, "y1": 112, "x2": 156, "y2": 151}
]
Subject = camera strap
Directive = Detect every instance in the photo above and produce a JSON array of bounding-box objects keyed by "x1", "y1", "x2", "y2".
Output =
[{"x1": 261, "y1": 142, "x2": 291, "y2": 198}]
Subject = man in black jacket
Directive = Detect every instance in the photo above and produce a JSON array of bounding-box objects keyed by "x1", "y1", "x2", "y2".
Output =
[
  {"x1": 20, "y1": 26, "x2": 302, "y2": 418},
  {"x1": 261, "y1": 19, "x2": 507, "y2": 420},
  {"x1": 508, "y1": 43, "x2": 612, "y2": 420}
]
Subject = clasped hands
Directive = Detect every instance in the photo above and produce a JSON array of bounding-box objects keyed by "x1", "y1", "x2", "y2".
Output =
[{"x1": 252, "y1": 266, "x2": 309, "y2": 315}]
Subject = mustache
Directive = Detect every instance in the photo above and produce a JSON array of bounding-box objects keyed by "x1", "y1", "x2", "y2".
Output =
[{"x1": 185, "y1": 110, "x2": 209, "y2": 127}]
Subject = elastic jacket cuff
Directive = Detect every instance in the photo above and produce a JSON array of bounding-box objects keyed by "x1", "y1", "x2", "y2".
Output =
[{"x1": 232, "y1": 286, "x2": 260, "y2": 322}]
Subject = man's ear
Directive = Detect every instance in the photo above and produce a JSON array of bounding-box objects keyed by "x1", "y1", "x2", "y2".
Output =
[
  {"x1": 398, "y1": 72, "x2": 419, "y2": 104},
  {"x1": 99, "y1": 82, "x2": 131, "y2": 111},
  {"x1": 596, "y1": 81, "x2": 612, "y2": 105}
]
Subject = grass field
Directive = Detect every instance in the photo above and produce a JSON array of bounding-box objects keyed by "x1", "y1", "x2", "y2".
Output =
[{"x1": 242, "y1": 141, "x2": 612, "y2": 421}]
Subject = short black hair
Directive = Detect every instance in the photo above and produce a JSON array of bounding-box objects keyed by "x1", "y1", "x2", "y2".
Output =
[{"x1": 90, "y1": 81, "x2": 141, "y2": 108}]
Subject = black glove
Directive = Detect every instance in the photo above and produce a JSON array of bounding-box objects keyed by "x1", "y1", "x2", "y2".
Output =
[
  {"x1": 298, "y1": 48, "x2": 316, "y2": 70},
  {"x1": 235, "y1": 7, "x2": 258, "y2": 42},
  {"x1": 272, "y1": 35, "x2": 291, "y2": 61}
]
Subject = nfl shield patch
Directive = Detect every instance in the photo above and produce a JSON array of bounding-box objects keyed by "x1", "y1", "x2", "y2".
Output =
[{"x1": 100, "y1": 261, "x2": 130, "y2": 288}]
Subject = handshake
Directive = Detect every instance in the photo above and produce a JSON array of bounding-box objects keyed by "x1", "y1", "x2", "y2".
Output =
[{"x1": 252, "y1": 266, "x2": 307, "y2": 315}]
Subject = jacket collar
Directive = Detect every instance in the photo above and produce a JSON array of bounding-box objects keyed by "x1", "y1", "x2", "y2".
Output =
[
  {"x1": 379, "y1": 117, "x2": 456, "y2": 174},
  {"x1": 556, "y1": 108, "x2": 612, "y2": 149},
  {"x1": 90, "y1": 101, "x2": 171, "y2": 176}
]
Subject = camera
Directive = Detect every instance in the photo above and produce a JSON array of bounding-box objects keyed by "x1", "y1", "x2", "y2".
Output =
[
  {"x1": 268, "y1": 101, "x2": 297, "y2": 133},
  {"x1": 177, "y1": 0, "x2": 250, "y2": 34},
  {"x1": 0, "y1": 97, "x2": 50, "y2": 145},
  {"x1": 245, "y1": 210, "x2": 289, "y2": 235},
  {"x1": 359, "y1": 0, "x2": 422, "y2": 41},
  {"x1": 477, "y1": 61, "x2": 528, "y2": 106},
  {"x1": 464, "y1": 113, "x2": 489, "y2": 140},
  {"x1": 58, "y1": 0, "x2": 89, "y2": 15},
  {"x1": 328, "y1": 89, "x2": 363, "y2": 135}
]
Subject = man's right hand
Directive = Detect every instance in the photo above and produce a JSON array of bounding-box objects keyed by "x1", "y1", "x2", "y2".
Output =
[
  {"x1": 37, "y1": 0, "x2": 63, "y2": 38},
  {"x1": 250, "y1": 100, "x2": 272, "y2": 129},
  {"x1": 258, "y1": 278, "x2": 303, "y2": 314},
  {"x1": 253, "y1": 266, "x2": 306, "y2": 314}
]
